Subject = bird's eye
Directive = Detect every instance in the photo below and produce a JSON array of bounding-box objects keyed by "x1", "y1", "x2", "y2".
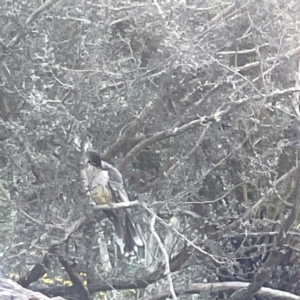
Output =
[{"x1": 88, "y1": 160, "x2": 97, "y2": 167}]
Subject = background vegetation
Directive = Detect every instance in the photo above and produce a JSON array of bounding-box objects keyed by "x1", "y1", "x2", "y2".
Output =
[{"x1": 1, "y1": 0, "x2": 300, "y2": 299}]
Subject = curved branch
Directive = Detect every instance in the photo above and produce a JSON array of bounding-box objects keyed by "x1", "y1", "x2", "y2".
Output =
[
  {"x1": 34, "y1": 246, "x2": 190, "y2": 298},
  {"x1": 58, "y1": 256, "x2": 90, "y2": 300},
  {"x1": 17, "y1": 245, "x2": 58, "y2": 288},
  {"x1": 229, "y1": 156, "x2": 300, "y2": 300},
  {"x1": 119, "y1": 97, "x2": 248, "y2": 171},
  {"x1": 118, "y1": 119, "x2": 204, "y2": 171},
  {"x1": 103, "y1": 100, "x2": 155, "y2": 160}
]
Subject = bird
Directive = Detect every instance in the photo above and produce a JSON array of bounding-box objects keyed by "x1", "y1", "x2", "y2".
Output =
[{"x1": 81, "y1": 143, "x2": 143, "y2": 257}]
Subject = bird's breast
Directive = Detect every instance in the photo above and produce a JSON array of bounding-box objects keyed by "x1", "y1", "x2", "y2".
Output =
[
  {"x1": 94, "y1": 186, "x2": 113, "y2": 204},
  {"x1": 90, "y1": 170, "x2": 113, "y2": 204}
]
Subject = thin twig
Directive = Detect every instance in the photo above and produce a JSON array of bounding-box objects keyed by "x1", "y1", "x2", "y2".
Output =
[
  {"x1": 167, "y1": 123, "x2": 211, "y2": 175},
  {"x1": 209, "y1": 55, "x2": 264, "y2": 97},
  {"x1": 143, "y1": 204, "x2": 224, "y2": 264},
  {"x1": 210, "y1": 165, "x2": 300, "y2": 239},
  {"x1": 150, "y1": 216, "x2": 178, "y2": 300}
]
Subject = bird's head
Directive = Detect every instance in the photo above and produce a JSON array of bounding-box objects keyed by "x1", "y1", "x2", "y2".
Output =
[{"x1": 84, "y1": 150, "x2": 102, "y2": 168}]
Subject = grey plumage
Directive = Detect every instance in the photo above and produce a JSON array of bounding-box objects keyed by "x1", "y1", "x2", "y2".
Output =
[{"x1": 81, "y1": 147, "x2": 143, "y2": 257}]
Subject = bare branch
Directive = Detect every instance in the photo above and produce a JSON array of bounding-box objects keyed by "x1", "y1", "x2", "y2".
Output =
[
  {"x1": 93, "y1": 200, "x2": 139, "y2": 212},
  {"x1": 291, "y1": 59, "x2": 300, "y2": 118},
  {"x1": 19, "y1": 209, "x2": 44, "y2": 227},
  {"x1": 153, "y1": 0, "x2": 164, "y2": 16},
  {"x1": 166, "y1": 123, "x2": 211, "y2": 175},
  {"x1": 235, "y1": 46, "x2": 300, "y2": 73},
  {"x1": 210, "y1": 3, "x2": 236, "y2": 24},
  {"x1": 150, "y1": 216, "x2": 177, "y2": 300},
  {"x1": 210, "y1": 165, "x2": 300, "y2": 239},
  {"x1": 143, "y1": 204, "x2": 224, "y2": 264},
  {"x1": 6, "y1": 0, "x2": 60, "y2": 49},
  {"x1": 17, "y1": 245, "x2": 58, "y2": 288},
  {"x1": 118, "y1": 119, "x2": 204, "y2": 171},
  {"x1": 103, "y1": 101, "x2": 155, "y2": 160},
  {"x1": 36, "y1": 246, "x2": 191, "y2": 296},
  {"x1": 58, "y1": 256, "x2": 90, "y2": 300},
  {"x1": 228, "y1": 249, "x2": 284, "y2": 300},
  {"x1": 216, "y1": 43, "x2": 269, "y2": 56},
  {"x1": 140, "y1": 281, "x2": 300, "y2": 300},
  {"x1": 210, "y1": 55, "x2": 265, "y2": 97},
  {"x1": 119, "y1": 97, "x2": 249, "y2": 171}
]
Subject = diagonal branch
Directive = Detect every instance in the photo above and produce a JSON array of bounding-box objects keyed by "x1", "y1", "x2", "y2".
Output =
[
  {"x1": 58, "y1": 256, "x2": 90, "y2": 300},
  {"x1": 118, "y1": 97, "x2": 248, "y2": 171},
  {"x1": 103, "y1": 100, "x2": 155, "y2": 160},
  {"x1": 143, "y1": 204, "x2": 224, "y2": 264},
  {"x1": 17, "y1": 245, "x2": 58, "y2": 288},
  {"x1": 34, "y1": 245, "x2": 191, "y2": 298},
  {"x1": 228, "y1": 166, "x2": 300, "y2": 300},
  {"x1": 166, "y1": 123, "x2": 211, "y2": 175},
  {"x1": 150, "y1": 216, "x2": 178, "y2": 300},
  {"x1": 6, "y1": 0, "x2": 60, "y2": 49},
  {"x1": 210, "y1": 164, "x2": 300, "y2": 240},
  {"x1": 118, "y1": 119, "x2": 204, "y2": 171}
]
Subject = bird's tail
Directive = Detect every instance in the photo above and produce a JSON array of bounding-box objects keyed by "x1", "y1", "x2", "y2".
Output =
[
  {"x1": 105, "y1": 211, "x2": 143, "y2": 257},
  {"x1": 124, "y1": 213, "x2": 143, "y2": 256}
]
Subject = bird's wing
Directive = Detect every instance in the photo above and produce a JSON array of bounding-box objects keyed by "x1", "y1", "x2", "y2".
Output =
[
  {"x1": 102, "y1": 161, "x2": 130, "y2": 203},
  {"x1": 81, "y1": 163, "x2": 100, "y2": 190},
  {"x1": 102, "y1": 162, "x2": 143, "y2": 251},
  {"x1": 82, "y1": 160, "x2": 143, "y2": 255}
]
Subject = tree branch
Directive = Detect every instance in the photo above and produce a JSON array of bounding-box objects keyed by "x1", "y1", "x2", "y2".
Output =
[
  {"x1": 235, "y1": 45, "x2": 300, "y2": 73},
  {"x1": 34, "y1": 245, "x2": 191, "y2": 298},
  {"x1": 118, "y1": 119, "x2": 204, "y2": 171},
  {"x1": 58, "y1": 256, "x2": 90, "y2": 300},
  {"x1": 93, "y1": 200, "x2": 140, "y2": 211},
  {"x1": 17, "y1": 245, "x2": 58, "y2": 288},
  {"x1": 210, "y1": 165, "x2": 300, "y2": 239},
  {"x1": 150, "y1": 216, "x2": 178, "y2": 300},
  {"x1": 228, "y1": 250, "x2": 284, "y2": 300},
  {"x1": 103, "y1": 100, "x2": 155, "y2": 160},
  {"x1": 140, "y1": 281, "x2": 300, "y2": 300},
  {"x1": 143, "y1": 204, "x2": 224, "y2": 264},
  {"x1": 6, "y1": 0, "x2": 60, "y2": 49}
]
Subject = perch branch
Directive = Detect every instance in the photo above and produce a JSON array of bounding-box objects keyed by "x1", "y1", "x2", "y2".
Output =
[{"x1": 93, "y1": 200, "x2": 139, "y2": 212}]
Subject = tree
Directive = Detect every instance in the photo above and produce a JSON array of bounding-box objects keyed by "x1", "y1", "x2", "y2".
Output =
[{"x1": 1, "y1": 0, "x2": 300, "y2": 299}]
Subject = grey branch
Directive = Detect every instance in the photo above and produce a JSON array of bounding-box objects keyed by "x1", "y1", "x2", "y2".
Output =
[
  {"x1": 6, "y1": 0, "x2": 60, "y2": 48},
  {"x1": 140, "y1": 281, "x2": 300, "y2": 300},
  {"x1": 93, "y1": 200, "x2": 139, "y2": 212},
  {"x1": 150, "y1": 216, "x2": 178, "y2": 300}
]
